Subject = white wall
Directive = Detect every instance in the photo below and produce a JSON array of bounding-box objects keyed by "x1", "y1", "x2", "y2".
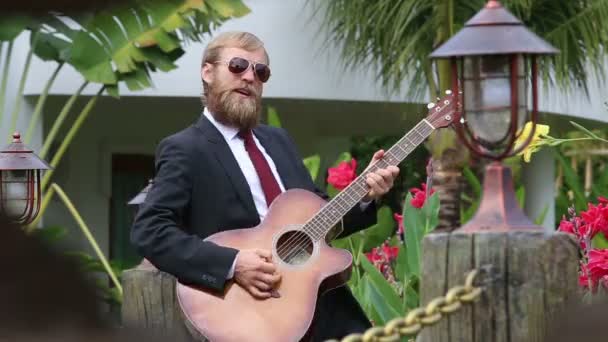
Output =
[{"x1": 20, "y1": 0, "x2": 608, "y2": 124}]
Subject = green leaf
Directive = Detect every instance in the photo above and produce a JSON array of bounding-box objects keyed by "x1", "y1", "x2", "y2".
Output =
[
  {"x1": 105, "y1": 84, "x2": 120, "y2": 98},
  {"x1": 359, "y1": 277, "x2": 384, "y2": 325},
  {"x1": 462, "y1": 166, "x2": 481, "y2": 198},
  {"x1": 0, "y1": 15, "x2": 32, "y2": 41},
  {"x1": 570, "y1": 121, "x2": 600, "y2": 139},
  {"x1": 332, "y1": 233, "x2": 363, "y2": 260},
  {"x1": 29, "y1": 226, "x2": 67, "y2": 244},
  {"x1": 332, "y1": 152, "x2": 352, "y2": 167},
  {"x1": 360, "y1": 257, "x2": 402, "y2": 322},
  {"x1": 266, "y1": 106, "x2": 281, "y2": 127},
  {"x1": 593, "y1": 234, "x2": 608, "y2": 249},
  {"x1": 326, "y1": 184, "x2": 340, "y2": 198},
  {"x1": 33, "y1": 32, "x2": 71, "y2": 62},
  {"x1": 140, "y1": 46, "x2": 182, "y2": 72},
  {"x1": 404, "y1": 193, "x2": 423, "y2": 278},
  {"x1": 206, "y1": 0, "x2": 251, "y2": 17},
  {"x1": 554, "y1": 150, "x2": 587, "y2": 211},
  {"x1": 403, "y1": 277, "x2": 419, "y2": 311},
  {"x1": 403, "y1": 192, "x2": 439, "y2": 277},
  {"x1": 422, "y1": 192, "x2": 440, "y2": 234},
  {"x1": 394, "y1": 243, "x2": 409, "y2": 283},
  {"x1": 515, "y1": 186, "x2": 526, "y2": 209},
  {"x1": 303, "y1": 155, "x2": 320, "y2": 181},
  {"x1": 361, "y1": 206, "x2": 396, "y2": 252}
]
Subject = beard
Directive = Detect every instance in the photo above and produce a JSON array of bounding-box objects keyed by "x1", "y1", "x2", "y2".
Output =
[{"x1": 207, "y1": 81, "x2": 262, "y2": 131}]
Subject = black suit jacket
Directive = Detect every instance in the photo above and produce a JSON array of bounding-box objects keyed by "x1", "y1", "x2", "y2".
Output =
[{"x1": 131, "y1": 114, "x2": 374, "y2": 339}]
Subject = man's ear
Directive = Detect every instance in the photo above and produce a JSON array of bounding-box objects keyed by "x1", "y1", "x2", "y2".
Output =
[{"x1": 202, "y1": 63, "x2": 214, "y2": 86}]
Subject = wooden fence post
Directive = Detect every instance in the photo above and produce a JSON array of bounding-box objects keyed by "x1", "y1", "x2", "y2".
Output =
[
  {"x1": 121, "y1": 262, "x2": 198, "y2": 341},
  {"x1": 418, "y1": 230, "x2": 580, "y2": 342}
]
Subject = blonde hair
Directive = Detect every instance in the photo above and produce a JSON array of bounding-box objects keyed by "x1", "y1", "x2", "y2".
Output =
[{"x1": 201, "y1": 31, "x2": 269, "y2": 105}]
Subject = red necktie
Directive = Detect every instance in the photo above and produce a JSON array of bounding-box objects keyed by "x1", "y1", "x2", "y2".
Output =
[{"x1": 239, "y1": 130, "x2": 282, "y2": 206}]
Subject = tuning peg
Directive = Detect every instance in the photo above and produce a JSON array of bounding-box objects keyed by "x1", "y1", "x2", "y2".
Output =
[
  {"x1": 460, "y1": 118, "x2": 466, "y2": 124},
  {"x1": 445, "y1": 89, "x2": 452, "y2": 95},
  {"x1": 427, "y1": 102, "x2": 436, "y2": 109}
]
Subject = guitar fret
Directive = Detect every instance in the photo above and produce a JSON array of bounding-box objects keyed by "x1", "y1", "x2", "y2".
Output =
[{"x1": 303, "y1": 110, "x2": 442, "y2": 242}]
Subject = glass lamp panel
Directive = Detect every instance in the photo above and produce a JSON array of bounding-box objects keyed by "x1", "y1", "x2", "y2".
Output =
[
  {"x1": 2, "y1": 170, "x2": 31, "y2": 219},
  {"x1": 516, "y1": 55, "x2": 529, "y2": 135},
  {"x1": 463, "y1": 55, "x2": 512, "y2": 145}
]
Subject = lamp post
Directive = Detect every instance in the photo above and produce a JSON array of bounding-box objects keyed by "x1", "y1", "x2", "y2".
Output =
[
  {"x1": 429, "y1": 0, "x2": 558, "y2": 232},
  {"x1": 0, "y1": 132, "x2": 51, "y2": 224},
  {"x1": 419, "y1": 2, "x2": 579, "y2": 342}
]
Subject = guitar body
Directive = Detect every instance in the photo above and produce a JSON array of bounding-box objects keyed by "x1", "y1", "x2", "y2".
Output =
[{"x1": 176, "y1": 189, "x2": 353, "y2": 342}]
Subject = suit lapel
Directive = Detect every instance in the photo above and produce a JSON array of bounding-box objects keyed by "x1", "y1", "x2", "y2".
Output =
[
  {"x1": 194, "y1": 115, "x2": 258, "y2": 219},
  {"x1": 253, "y1": 127, "x2": 298, "y2": 190}
]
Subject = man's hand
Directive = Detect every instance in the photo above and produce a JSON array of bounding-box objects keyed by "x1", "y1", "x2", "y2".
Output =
[
  {"x1": 363, "y1": 150, "x2": 400, "y2": 202},
  {"x1": 233, "y1": 249, "x2": 281, "y2": 299}
]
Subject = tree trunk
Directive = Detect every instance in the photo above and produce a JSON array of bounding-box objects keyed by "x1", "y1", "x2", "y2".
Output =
[{"x1": 431, "y1": 147, "x2": 464, "y2": 231}]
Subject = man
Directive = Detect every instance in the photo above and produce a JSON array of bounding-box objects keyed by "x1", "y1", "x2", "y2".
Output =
[{"x1": 131, "y1": 31, "x2": 400, "y2": 341}]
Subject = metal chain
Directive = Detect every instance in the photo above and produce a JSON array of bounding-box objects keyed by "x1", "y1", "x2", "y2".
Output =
[{"x1": 327, "y1": 269, "x2": 483, "y2": 342}]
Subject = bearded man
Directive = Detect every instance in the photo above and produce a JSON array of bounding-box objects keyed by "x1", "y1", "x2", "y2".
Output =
[{"x1": 131, "y1": 31, "x2": 399, "y2": 341}]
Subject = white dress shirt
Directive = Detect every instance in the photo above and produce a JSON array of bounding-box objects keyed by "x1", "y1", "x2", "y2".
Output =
[
  {"x1": 204, "y1": 108, "x2": 286, "y2": 221},
  {"x1": 203, "y1": 108, "x2": 371, "y2": 279}
]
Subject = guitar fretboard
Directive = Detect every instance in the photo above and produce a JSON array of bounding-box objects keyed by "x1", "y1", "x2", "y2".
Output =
[{"x1": 304, "y1": 119, "x2": 435, "y2": 242}]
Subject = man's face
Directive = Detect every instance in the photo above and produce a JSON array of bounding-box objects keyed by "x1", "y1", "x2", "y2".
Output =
[{"x1": 202, "y1": 46, "x2": 267, "y2": 130}]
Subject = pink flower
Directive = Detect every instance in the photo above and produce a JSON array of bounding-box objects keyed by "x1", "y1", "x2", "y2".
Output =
[
  {"x1": 599, "y1": 196, "x2": 608, "y2": 205},
  {"x1": 394, "y1": 213, "x2": 404, "y2": 235},
  {"x1": 410, "y1": 183, "x2": 435, "y2": 209},
  {"x1": 327, "y1": 159, "x2": 357, "y2": 190}
]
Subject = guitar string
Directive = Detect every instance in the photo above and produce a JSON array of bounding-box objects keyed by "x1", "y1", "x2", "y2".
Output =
[
  {"x1": 275, "y1": 124, "x2": 431, "y2": 261},
  {"x1": 275, "y1": 123, "x2": 433, "y2": 262},
  {"x1": 276, "y1": 142, "x2": 417, "y2": 262},
  {"x1": 275, "y1": 123, "x2": 434, "y2": 262}
]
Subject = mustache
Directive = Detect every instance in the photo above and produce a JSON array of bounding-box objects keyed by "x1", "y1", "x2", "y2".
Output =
[{"x1": 228, "y1": 85, "x2": 260, "y2": 98}]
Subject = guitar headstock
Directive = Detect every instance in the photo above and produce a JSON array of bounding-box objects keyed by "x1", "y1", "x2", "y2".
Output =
[{"x1": 425, "y1": 90, "x2": 461, "y2": 129}]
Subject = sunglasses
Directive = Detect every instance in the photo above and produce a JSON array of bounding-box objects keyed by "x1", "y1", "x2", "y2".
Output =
[{"x1": 213, "y1": 57, "x2": 271, "y2": 83}]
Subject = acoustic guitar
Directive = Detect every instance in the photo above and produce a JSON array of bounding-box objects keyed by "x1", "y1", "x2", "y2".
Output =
[{"x1": 176, "y1": 91, "x2": 459, "y2": 342}]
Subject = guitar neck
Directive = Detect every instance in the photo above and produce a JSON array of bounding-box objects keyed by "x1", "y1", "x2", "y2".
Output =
[{"x1": 304, "y1": 119, "x2": 436, "y2": 241}]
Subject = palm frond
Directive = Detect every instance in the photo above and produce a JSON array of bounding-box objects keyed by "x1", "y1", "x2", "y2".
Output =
[{"x1": 314, "y1": 0, "x2": 608, "y2": 99}]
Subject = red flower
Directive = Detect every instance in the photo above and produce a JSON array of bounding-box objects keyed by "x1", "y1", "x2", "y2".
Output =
[
  {"x1": 587, "y1": 249, "x2": 608, "y2": 286},
  {"x1": 365, "y1": 242, "x2": 399, "y2": 274},
  {"x1": 599, "y1": 196, "x2": 608, "y2": 205},
  {"x1": 410, "y1": 183, "x2": 435, "y2": 209},
  {"x1": 579, "y1": 203, "x2": 608, "y2": 239},
  {"x1": 558, "y1": 216, "x2": 575, "y2": 235},
  {"x1": 394, "y1": 213, "x2": 404, "y2": 235},
  {"x1": 579, "y1": 263, "x2": 590, "y2": 289},
  {"x1": 327, "y1": 159, "x2": 357, "y2": 191}
]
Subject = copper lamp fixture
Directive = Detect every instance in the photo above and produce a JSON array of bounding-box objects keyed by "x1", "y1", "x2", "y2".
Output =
[
  {"x1": 430, "y1": 0, "x2": 558, "y2": 232},
  {"x1": 0, "y1": 132, "x2": 51, "y2": 224}
]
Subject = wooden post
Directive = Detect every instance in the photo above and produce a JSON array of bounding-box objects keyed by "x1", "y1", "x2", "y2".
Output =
[
  {"x1": 121, "y1": 262, "x2": 198, "y2": 341},
  {"x1": 418, "y1": 230, "x2": 579, "y2": 342}
]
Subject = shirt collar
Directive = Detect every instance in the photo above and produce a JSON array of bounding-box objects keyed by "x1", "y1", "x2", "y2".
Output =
[{"x1": 203, "y1": 107, "x2": 240, "y2": 141}]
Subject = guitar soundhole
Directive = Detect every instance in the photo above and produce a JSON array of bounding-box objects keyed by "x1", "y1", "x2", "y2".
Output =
[{"x1": 275, "y1": 230, "x2": 314, "y2": 266}]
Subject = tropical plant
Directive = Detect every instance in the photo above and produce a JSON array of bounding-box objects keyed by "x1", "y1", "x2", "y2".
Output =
[
  {"x1": 0, "y1": 0, "x2": 250, "y2": 308},
  {"x1": 313, "y1": 0, "x2": 608, "y2": 230},
  {"x1": 0, "y1": 0, "x2": 250, "y2": 226}
]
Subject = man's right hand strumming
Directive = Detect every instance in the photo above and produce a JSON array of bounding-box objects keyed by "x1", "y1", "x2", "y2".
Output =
[{"x1": 234, "y1": 249, "x2": 281, "y2": 299}]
